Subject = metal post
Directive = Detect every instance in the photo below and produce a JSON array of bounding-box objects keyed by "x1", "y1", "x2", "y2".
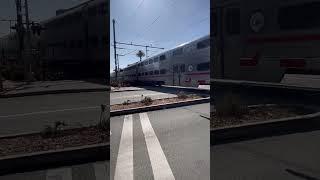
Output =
[
  {"x1": 24, "y1": 0, "x2": 32, "y2": 82},
  {"x1": 113, "y1": 19, "x2": 117, "y2": 80},
  {"x1": 15, "y1": 0, "x2": 24, "y2": 76},
  {"x1": 145, "y1": 46, "x2": 148, "y2": 58}
]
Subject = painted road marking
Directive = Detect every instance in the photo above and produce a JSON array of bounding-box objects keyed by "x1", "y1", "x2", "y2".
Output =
[
  {"x1": 46, "y1": 168, "x2": 72, "y2": 180},
  {"x1": 94, "y1": 162, "x2": 108, "y2": 180},
  {"x1": 114, "y1": 115, "x2": 133, "y2": 180},
  {"x1": 0, "y1": 106, "x2": 99, "y2": 118},
  {"x1": 139, "y1": 113, "x2": 175, "y2": 180}
]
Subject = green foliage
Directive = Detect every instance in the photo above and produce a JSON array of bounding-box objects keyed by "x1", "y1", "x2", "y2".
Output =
[
  {"x1": 122, "y1": 100, "x2": 131, "y2": 105},
  {"x1": 41, "y1": 121, "x2": 67, "y2": 138},
  {"x1": 98, "y1": 104, "x2": 109, "y2": 131},
  {"x1": 141, "y1": 96, "x2": 153, "y2": 105},
  {"x1": 177, "y1": 91, "x2": 188, "y2": 99}
]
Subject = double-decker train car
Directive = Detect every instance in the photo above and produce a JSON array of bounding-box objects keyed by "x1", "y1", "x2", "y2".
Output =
[
  {"x1": 40, "y1": 0, "x2": 108, "y2": 78},
  {"x1": 0, "y1": 0, "x2": 109, "y2": 80},
  {"x1": 212, "y1": 0, "x2": 320, "y2": 83},
  {"x1": 116, "y1": 35, "x2": 210, "y2": 87}
]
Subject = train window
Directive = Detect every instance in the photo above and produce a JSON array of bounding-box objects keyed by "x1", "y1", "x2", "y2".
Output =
[
  {"x1": 180, "y1": 64, "x2": 185, "y2": 72},
  {"x1": 154, "y1": 57, "x2": 159, "y2": 62},
  {"x1": 160, "y1": 69, "x2": 167, "y2": 74},
  {"x1": 278, "y1": 2, "x2": 320, "y2": 30},
  {"x1": 145, "y1": 72, "x2": 148, "y2": 76},
  {"x1": 212, "y1": 11, "x2": 217, "y2": 36},
  {"x1": 149, "y1": 59, "x2": 153, "y2": 64},
  {"x1": 154, "y1": 70, "x2": 160, "y2": 75},
  {"x1": 173, "y1": 48, "x2": 183, "y2": 56},
  {"x1": 197, "y1": 62, "x2": 210, "y2": 71},
  {"x1": 173, "y1": 65, "x2": 179, "y2": 73},
  {"x1": 197, "y1": 39, "x2": 210, "y2": 49},
  {"x1": 226, "y1": 8, "x2": 240, "y2": 35},
  {"x1": 138, "y1": 73, "x2": 141, "y2": 76},
  {"x1": 150, "y1": 71, "x2": 154, "y2": 75},
  {"x1": 160, "y1": 55, "x2": 166, "y2": 61}
]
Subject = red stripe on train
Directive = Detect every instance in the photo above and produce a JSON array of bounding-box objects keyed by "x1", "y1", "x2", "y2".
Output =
[
  {"x1": 185, "y1": 72, "x2": 210, "y2": 76},
  {"x1": 248, "y1": 34, "x2": 320, "y2": 44}
]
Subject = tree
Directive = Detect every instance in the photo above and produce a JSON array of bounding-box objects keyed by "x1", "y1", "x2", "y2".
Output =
[{"x1": 136, "y1": 50, "x2": 145, "y2": 62}]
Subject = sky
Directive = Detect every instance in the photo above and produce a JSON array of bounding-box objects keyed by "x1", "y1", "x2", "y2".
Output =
[
  {"x1": 110, "y1": 0, "x2": 210, "y2": 73},
  {"x1": 0, "y1": 0, "x2": 87, "y2": 37}
]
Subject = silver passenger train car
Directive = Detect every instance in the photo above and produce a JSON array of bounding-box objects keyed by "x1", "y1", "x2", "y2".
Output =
[
  {"x1": 0, "y1": 0, "x2": 108, "y2": 79},
  {"x1": 114, "y1": 35, "x2": 210, "y2": 87}
]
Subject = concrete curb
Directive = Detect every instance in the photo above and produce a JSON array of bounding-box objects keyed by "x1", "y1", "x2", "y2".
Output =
[
  {"x1": 0, "y1": 142, "x2": 109, "y2": 176},
  {"x1": 110, "y1": 97, "x2": 210, "y2": 117},
  {"x1": 211, "y1": 111, "x2": 320, "y2": 145},
  {"x1": 0, "y1": 87, "x2": 110, "y2": 98},
  {"x1": 110, "y1": 89, "x2": 144, "y2": 93},
  {"x1": 157, "y1": 85, "x2": 210, "y2": 94}
]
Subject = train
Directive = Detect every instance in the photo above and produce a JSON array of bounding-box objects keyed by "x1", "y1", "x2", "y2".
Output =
[
  {"x1": 111, "y1": 35, "x2": 210, "y2": 87},
  {"x1": 0, "y1": 0, "x2": 109, "y2": 80},
  {"x1": 212, "y1": 0, "x2": 320, "y2": 83}
]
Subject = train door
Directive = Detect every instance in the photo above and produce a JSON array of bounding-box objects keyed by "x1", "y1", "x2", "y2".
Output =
[
  {"x1": 213, "y1": 2, "x2": 242, "y2": 80},
  {"x1": 173, "y1": 64, "x2": 184, "y2": 86}
]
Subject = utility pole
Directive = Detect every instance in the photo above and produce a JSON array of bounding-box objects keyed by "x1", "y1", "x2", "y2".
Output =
[
  {"x1": 15, "y1": 0, "x2": 24, "y2": 79},
  {"x1": 24, "y1": 0, "x2": 33, "y2": 82},
  {"x1": 112, "y1": 19, "x2": 118, "y2": 81}
]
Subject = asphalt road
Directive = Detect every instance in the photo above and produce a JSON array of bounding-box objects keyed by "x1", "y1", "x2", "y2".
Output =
[
  {"x1": 0, "y1": 92, "x2": 108, "y2": 136},
  {"x1": 110, "y1": 103, "x2": 210, "y2": 180},
  {"x1": 0, "y1": 161, "x2": 109, "y2": 180},
  {"x1": 211, "y1": 130, "x2": 320, "y2": 180}
]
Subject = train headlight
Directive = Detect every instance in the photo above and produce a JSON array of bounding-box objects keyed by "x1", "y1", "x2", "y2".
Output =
[
  {"x1": 250, "y1": 11, "x2": 265, "y2": 33},
  {"x1": 188, "y1": 65, "x2": 194, "y2": 72}
]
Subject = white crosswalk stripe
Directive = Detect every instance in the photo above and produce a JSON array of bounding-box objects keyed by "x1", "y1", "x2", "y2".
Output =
[
  {"x1": 46, "y1": 168, "x2": 72, "y2": 180},
  {"x1": 139, "y1": 113, "x2": 175, "y2": 180},
  {"x1": 113, "y1": 113, "x2": 175, "y2": 180},
  {"x1": 114, "y1": 114, "x2": 134, "y2": 180}
]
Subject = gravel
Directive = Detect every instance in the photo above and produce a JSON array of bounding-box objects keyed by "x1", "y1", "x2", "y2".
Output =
[
  {"x1": 0, "y1": 126, "x2": 109, "y2": 157},
  {"x1": 211, "y1": 105, "x2": 311, "y2": 129}
]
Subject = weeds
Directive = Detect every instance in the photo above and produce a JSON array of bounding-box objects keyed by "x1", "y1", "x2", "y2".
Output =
[
  {"x1": 141, "y1": 96, "x2": 153, "y2": 105},
  {"x1": 177, "y1": 91, "x2": 188, "y2": 99},
  {"x1": 122, "y1": 100, "x2": 131, "y2": 105},
  {"x1": 98, "y1": 104, "x2": 109, "y2": 131},
  {"x1": 41, "y1": 121, "x2": 67, "y2": 138}
]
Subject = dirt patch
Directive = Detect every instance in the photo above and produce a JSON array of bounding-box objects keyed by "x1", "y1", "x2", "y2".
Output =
[
  {"x1": 0, "y1": 126, "x2": 109, "y2": 157},
  {"x1": 111, "y1": 95, "x2": 204, "y2": 111},
  {"x1": 211, "y1": 105, "x2": 311, "y2": 129}
]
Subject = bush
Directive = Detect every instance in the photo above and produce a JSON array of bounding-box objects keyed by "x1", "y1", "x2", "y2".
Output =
[
  {"x1": 177, "y1": 91, "x2": 188, "y2": 99},
  {"x1": 141, "y1": 96, "x2": 153, "y2": 105},
  {"x1": 98, "y1": 104, "x2": 109, "y2": 131},
  {"x1": 41, "y1": 121, "x2": 67, "y2": 138},
  {"x1": 215, "y1": 92, "x2": 248, "y2": 118},
  {"x1": 122, "y1": 100, "x2": 131, "y2": 105}
]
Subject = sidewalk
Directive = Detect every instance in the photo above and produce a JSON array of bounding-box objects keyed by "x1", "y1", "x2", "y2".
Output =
[{"x1": 0, "y1": 80, "x2": 109, "y2": 98}]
